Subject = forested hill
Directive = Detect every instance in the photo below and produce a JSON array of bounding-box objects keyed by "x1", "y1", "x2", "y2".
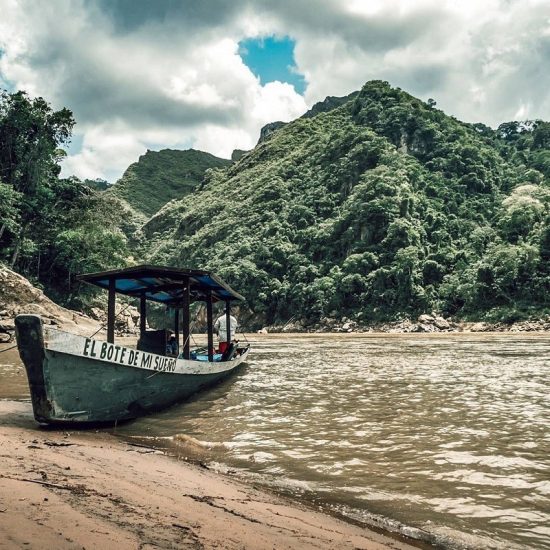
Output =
[
  {"x1": 110, "y1": 148, "x2": 231, "y2": 217},
  {"x1": 141, "y1": 81, "x2": 550, "y2": 326},
  {"x1": 1, "y1": 83, "x2": 549, "y2": 324}
]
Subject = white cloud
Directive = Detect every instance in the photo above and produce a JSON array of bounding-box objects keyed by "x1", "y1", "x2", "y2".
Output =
[
  {"x1": 1, "y1": 0, "x2": 549, "y2": 181},
  {"x1": 281, "y1": 0, "x2": 550, "y2": 126},
  {"x1": 62, "y1": 123, "x2": 145, "y2": 181}
]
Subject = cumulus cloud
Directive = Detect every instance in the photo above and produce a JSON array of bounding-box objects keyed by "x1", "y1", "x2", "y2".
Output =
[
  {"x1": 271, "y1": 0, "x2": 550, "y2": 125},
  {"x1": 0, "y1": 0, "x2": 549, "y2": 181},
  {"x1": 0, "y1": 0, "x2": 306, "y2": 180}
]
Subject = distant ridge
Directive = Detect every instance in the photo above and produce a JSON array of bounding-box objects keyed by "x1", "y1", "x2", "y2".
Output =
[
  {"x1": 110, "y1": 148, "x2": 231, "y2": 217},
  {"x1": 257, "y1": 91, "x2": 359, "y2": 144}
]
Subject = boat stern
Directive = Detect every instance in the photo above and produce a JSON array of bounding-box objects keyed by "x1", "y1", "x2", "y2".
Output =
[{"x1": 14, "y1": 315, "x2": 52, "y2": 423}]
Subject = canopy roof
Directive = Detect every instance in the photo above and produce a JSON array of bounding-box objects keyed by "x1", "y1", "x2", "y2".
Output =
[{"x1": 77, "y1": 265, "x2": 245, "y2": 306}]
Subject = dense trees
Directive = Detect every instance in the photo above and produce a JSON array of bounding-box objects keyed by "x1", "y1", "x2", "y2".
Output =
[
  {"x1": 143, "y1": 81, "x2": 549, "y2": 325},
  {"x1": 0, "y1": 90, "x2": 128, "y2": 307},
  {"x1": 110, "y1": 149, "x2": 231, "y2": 217},
  {"x1": 0, "y1": 90, "x2": 74, "y2": 267},
  {"x1": 2, "y1": 82, "x2": 548, "y2": 323}
]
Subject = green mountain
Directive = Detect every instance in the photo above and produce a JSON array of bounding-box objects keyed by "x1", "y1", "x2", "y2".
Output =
[
  {"x1": 3, "y1": 84, "x2": 547, "y2": 324},
  {"x1": 82, "y1": 178, "x2": 110, "y2": 191},
  {"x1": 141, "y1": 81, "x2": 550, "y2": 326},
  {"x1": 110, "y1": 148, "x2": 231, "y2": 217}
]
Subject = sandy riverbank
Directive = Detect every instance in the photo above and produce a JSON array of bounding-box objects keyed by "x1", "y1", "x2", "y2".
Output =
[{"x1": 0, "y1": 401, "x2": 418, "y2": 550}]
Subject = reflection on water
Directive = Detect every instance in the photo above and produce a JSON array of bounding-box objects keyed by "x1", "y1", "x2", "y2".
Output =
[{"x1": 2, "y1": 334, "x2": 549, "y2": 549}]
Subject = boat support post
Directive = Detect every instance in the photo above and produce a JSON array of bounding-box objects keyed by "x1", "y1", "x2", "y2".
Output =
[
  {"x1": 140, "y1": 292, "x2": 146, "y2": 336},
  {"x1": 107, "y1": 278, "x2": 116, "y2": 343},
  {"x1": 174, "y1": 307, "x2": 179, "y2": 350},
  {"x1": 182, "y1": 277, "x2": 190, "y2": 360},
  {"x1": 225, "y1": 300, "x2": 231, "y2": 345},
  {"x1": 206, "y1": 290, "x2": 214, "y2": 362}
]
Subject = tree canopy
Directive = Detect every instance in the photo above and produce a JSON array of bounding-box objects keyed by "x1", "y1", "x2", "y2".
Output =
[
  {"x1": 141, "y1": 81, "x2": 550, "y2": 325},
  {"x1": 0, "y1": 90, "x2": 129, "y2": 307}
]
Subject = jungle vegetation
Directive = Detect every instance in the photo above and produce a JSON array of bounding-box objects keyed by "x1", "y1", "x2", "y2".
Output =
[
  {"x1": 1, "y1": 82, "x2": 549, "y2": 323},
  {"x1": 109, "y1": 148, "x2": 231, "y2": 217},
  {"x1": 141, "y1": 81, "x2": 550, "y2": 325},
  {"x1": 0, "y1": 90, "x2": 128, "y2": 306}
]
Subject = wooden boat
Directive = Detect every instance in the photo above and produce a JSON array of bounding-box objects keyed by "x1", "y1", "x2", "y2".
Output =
[{"x1": 15, "y1": 265, "x2": 250, "y2": 424}]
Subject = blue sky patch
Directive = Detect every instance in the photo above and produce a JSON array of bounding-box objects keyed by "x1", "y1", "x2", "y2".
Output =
[
  {"x1": 0, "y1": 50, "x2": 15, "y2": 92},
  {"x1": 65, "y1": 133, "x2": 84, "y2": 156},
  {"x1": 239, "y1": 36, "x2": 306, "y2": 95}
]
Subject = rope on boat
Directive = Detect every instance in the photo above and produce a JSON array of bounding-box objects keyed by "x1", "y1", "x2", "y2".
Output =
[{"x1": 88, "y1": 303, "x2": 133, "y2": 339}]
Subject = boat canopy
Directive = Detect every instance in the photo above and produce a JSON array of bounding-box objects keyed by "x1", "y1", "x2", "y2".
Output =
[
  {"x1": 77, "y1": 265, "x2": 245, "y2": 305},
  {"x1": 76, "y1": 265, "x2": 242, "y2": 359}
]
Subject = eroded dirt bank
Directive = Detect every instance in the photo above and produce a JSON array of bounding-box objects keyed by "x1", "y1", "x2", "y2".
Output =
[{"x1": 0, "y1": 267, "x2": 140, "y2": 343}]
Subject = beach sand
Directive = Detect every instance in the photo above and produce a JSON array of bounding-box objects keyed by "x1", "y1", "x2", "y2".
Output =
[{"x1": 0, "y1": 401, "x2": 418, "y2": 550}]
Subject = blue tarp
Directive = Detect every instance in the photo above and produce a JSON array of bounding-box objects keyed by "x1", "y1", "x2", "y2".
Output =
[
  {"x1": 190, "y1": 353, "x2": 223, "y2": 362},
  {"x1": 78, "y1": 265, "x2": 244, "y2": 304}
]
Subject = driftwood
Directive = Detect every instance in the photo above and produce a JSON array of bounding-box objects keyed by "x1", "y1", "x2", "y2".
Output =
[
  {"x1": 2, "y1": 476, "x2": 73, "y2": 490},
  {"x1": 44, "y1": 441, "x2": 76, "y2": 447},
  {"x1": 172, "y1": 523, "x2": 192, "y2": 531},
  {"x1": 125, "y1": 442, "x2": 162, "y2": 454}
]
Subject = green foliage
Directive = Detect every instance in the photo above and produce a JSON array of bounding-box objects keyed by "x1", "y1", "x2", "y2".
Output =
[
  {"x1": 141, "y1": 80, "x2": 550, "y2": 324},
  {"x1": 0, "y1": 90, "x2": 130, "y2": 308},
  {"x1": 3, "y1": 81, "x2": 549, "y2": 324},
  {"x1": 499, "y1": 184, "x2": 550, "y2": 242},
  {"x1": 110, "y1": 148, "x2": 231, "y2": 217},
  {"x1": 0, "y1": 90, "x2": 74, "y2": 193},
  {"x1": 83, "y1": 178, "x2": 110, "y2": 191},
  {"x1": 0, "y1": 181, "x2": 22, "y2": 236}
]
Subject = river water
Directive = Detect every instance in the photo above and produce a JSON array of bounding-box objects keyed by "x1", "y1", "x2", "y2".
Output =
[{"x1": 1, "y1": 333, "x2": 549, "y2": 549}]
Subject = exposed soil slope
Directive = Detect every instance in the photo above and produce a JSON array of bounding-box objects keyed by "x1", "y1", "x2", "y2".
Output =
[{"x1": 0, "y1": 266, "x2": 99, "y2": 341}]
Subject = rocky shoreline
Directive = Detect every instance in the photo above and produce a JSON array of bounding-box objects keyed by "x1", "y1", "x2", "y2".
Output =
[
  {"x1": 260, "y1": 313, "x2": 550, "y2": 335},
  {"x1": 0, "y1": 267, "x2": 141, "y2": 343},
  {"x1": 1, "y1": 266, "x2": 548, "y2": 344}
]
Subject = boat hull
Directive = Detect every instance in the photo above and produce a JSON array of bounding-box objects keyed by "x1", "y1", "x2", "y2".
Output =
[{"x1": 15, "y1": 315, "x2": 249, "y2": 424}]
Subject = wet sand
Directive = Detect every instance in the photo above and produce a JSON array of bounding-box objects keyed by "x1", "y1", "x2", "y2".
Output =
[{"x1": 0, "y1": 401, "x2": 417, "y2": 550}]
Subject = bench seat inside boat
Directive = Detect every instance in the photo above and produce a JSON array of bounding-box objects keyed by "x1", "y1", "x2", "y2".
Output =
[{"x1": 137, "y1": 329, "x2": 170, "y2": 356}]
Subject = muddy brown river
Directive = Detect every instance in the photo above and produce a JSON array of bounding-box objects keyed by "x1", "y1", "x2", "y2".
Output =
[{"x1": 1, "y1": 333, "x2": 549, "y2": 549}]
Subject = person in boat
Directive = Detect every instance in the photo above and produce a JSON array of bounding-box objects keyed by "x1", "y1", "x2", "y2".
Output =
[
  {"x1": 166, "y1": 333, "x2": 179, "y2": 357},
  {"x1": 214, "y1": 311, "x2": 238, "y2": 354}
]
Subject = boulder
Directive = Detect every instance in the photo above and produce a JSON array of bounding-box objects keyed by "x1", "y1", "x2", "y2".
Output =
[
  {"x1": 418, "y1": 314, "x2": 435, "y2": 324},
  {"x1": 414, "y1": 323, "x2": 436, "y2": 333},
  {"x1": 0, "y1": 320, "x2": 15, "y2": 332},
  {"x1": 342, "y1": 321, "x2": 357, "y2": 331},
  {"x1": 471, "y1": 322, "x2": 490, "y2": 332},
  {"x1": 90, "y1": 307, "x2": 105, "y2": 321},
  {"x1": 433, "y1": 316, "x2": 450, "y2": 330},
  {"x1": 0, "y1": 266, "x2": 99, "y2": 335}
]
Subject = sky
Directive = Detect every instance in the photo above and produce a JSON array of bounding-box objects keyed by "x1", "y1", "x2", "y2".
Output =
[{"x1": 0, "y1": 0, "x2": 549, "y2": 182}]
